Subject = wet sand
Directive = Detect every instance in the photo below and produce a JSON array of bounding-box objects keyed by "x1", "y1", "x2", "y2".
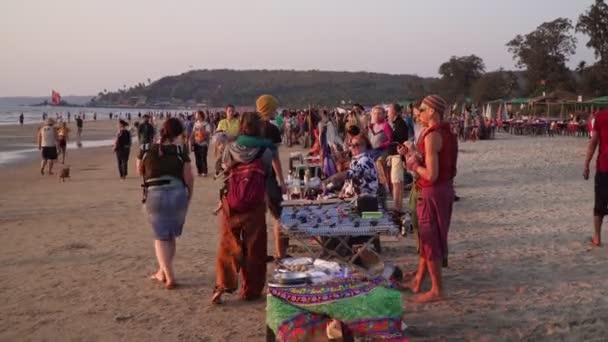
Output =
[
  {"x1": 0, "y1": 130, "x2": 606, "y2": 341},
  {"x1": 0, "y1": 120, "x2": 120, "y2": 153}
]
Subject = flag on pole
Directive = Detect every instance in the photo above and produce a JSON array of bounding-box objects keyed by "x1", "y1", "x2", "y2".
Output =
[{"x1": 51, "y1": 90, "x2": 61, "y2": 105}]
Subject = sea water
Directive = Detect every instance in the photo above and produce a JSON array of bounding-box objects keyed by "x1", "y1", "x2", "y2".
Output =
[
  {"x1": 0, "y1": 139, "x2": 116, "y2": 166},
  {"x1": 0, "y1": 104, "x2": 187, "y2": 125}
]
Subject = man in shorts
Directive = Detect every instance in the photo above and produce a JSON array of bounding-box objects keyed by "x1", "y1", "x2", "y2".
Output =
[
  {"x1": 38, "y1": 119, "x2": 58, "y2": 175},
  {"x1": 387, "y1": 103, "x2": 409, "y2": 213},
  {"x1": 584, "y1": 109, "x2": 608, "y2": 247}
]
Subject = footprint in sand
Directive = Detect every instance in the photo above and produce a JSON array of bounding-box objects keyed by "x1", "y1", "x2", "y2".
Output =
[{"x1": 47, "y1": 242, "x2": 93, "y2": 255}]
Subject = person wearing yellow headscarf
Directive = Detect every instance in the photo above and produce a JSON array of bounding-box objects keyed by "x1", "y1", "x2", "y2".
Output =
[{"x1": 255, "y1": 95, "x2": 289, "y2": 259}]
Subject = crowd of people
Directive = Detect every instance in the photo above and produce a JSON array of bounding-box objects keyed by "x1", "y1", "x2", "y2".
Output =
[{"x1": 34, "y1": 93, "x2": 463, "y2": 305}]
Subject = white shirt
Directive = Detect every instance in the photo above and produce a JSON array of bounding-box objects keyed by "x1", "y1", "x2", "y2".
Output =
[{"x1": 40, "y1": 126, "x2": 57, "y2": 147}]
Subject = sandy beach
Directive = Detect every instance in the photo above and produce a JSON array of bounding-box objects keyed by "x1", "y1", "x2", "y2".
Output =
[{"x1": 1, "y1": 125, "x2": 607, "y2": 341}]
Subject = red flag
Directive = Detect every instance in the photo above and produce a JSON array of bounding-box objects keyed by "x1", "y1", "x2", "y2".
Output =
[{"x1": 51, "y1": 90, "x2": 61, "y2": 105}]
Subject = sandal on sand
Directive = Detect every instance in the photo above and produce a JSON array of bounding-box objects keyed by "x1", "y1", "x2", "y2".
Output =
[{"x1": 212, "y1": 288, "x2": 224, "y2": 305}]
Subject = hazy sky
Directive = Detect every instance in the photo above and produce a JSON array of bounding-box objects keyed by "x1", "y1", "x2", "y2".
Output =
[{"x1": 0, "y1": 0, "x2": 598, "y2": 96}]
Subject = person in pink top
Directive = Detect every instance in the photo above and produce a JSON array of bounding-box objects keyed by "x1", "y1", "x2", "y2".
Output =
[{"x1": 584, "y1": 109, "x2": 608, "y2": 247}]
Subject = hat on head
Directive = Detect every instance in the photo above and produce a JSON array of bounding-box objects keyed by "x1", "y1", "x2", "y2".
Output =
[
  {"x1": 422, "y1": 95, "x2": 447, "y2": 116},
  {"x1": 256, "y1": 94, "x2": 279, "y2": 120}
]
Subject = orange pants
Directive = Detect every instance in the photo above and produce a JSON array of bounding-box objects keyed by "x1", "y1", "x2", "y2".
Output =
[{"x1": 216, "y1": 200, "x2": 268, "y2": 299}]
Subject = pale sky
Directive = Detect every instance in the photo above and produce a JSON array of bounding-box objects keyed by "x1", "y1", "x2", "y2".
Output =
[{"x1": 0, "y1": 0, "x2": 598, "y2": 96}]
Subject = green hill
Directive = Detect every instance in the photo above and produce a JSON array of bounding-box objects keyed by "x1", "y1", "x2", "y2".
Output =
[{"x1": 91, "y1": 69, "x2": 435, "y2": 108}]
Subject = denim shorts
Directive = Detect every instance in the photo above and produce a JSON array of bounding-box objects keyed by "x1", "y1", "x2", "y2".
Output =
[{"x1": 144, "y1": 185, "x2": 188, "y2": 240}]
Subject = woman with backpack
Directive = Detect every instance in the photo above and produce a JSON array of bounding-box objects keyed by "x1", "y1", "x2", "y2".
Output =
[
  {"x1": 212, "y1": 112, "x2": 275, "y2": 304},
  {"x1": 137, "y1": 118, "x2": 194, "y2": 290}
]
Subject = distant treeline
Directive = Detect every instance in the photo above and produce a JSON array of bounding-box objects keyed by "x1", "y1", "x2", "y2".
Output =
[
  {"x1": 93, "y1": 1, "x2": 608, "y2": 108},
  {"x1": 91, "y1": 69, "x2": 436, "y2": 108}
]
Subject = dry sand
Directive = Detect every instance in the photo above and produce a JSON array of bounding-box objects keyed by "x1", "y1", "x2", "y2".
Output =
[{"x1": 0, "y1": 125, "x2": 607, "y2": 341}]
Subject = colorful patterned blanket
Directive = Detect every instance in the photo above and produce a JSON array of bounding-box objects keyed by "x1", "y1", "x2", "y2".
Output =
[{"x1": 266, "y1": 278, "x2": 406, "y2": 341}]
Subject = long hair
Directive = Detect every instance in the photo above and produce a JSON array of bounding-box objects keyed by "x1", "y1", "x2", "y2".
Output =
[{"x1": 239, "y1": 112, "x2": 262, "y2": 137}]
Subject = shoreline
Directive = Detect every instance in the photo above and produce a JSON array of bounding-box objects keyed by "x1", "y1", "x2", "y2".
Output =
[
  {"x1": 0, "y1": 139, "x2": 116, "y2": 167},
  {"x1": 0, "y1": 120, "x2": 121, "y2": 166}
]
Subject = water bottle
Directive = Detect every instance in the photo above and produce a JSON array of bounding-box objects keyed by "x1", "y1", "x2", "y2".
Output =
[
  {"x1": 287, "y1": 171, "x2": 293, "y2": 186},
  {"x1": 401, "y1": 212, "x2": 412, "y2": 236}
]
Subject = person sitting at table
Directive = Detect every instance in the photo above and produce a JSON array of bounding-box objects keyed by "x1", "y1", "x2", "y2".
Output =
[
  {"x1": 341, "y1": 134, "x2": 382, "y2": 253},
  {"x1": 398, "y1": 95, "x2": 457, "y2": 303}
]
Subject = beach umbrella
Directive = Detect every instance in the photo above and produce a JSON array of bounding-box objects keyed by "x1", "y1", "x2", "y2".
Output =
[
  {"x1": 496, "y1": 102, "x2": 503, "y2": 121},
  {"x1": 484, "y1": 103, "x2": 492, "y2": 119}
]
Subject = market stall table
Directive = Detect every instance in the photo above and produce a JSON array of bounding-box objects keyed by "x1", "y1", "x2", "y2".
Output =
[
  {"x1": 280, "y1": 199, "x2": 402, "y2": 269},
  {"x1": 266, "y1": 266, "x2": 407, "y2": 341}
]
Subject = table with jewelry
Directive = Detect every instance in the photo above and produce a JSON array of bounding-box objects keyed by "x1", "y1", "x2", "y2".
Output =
[{"x1": 280, "y1": 199, "x2": 402, "y2": 267}]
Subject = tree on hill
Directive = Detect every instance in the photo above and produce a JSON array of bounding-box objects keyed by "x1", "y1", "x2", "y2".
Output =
[
  {"x1": 435, "y1": 55, "x2": 485, "y2": 102},
  {"x1": 576, "y1": 0, "x2": 608, "y2": 95},
  {"x1": 471, "y1": 69, "x2": 519, "y2": 103},
  {"x1": 507, "y1": 18, "x2": 577, "y2": 94},
  {"x1": 92, "y1": 70, "x2": 434, "y2": 107}
]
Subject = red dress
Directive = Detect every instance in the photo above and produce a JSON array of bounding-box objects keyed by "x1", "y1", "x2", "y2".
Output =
[{"x1": 415, "y1": 122, "x2": 458, "y2": 262}]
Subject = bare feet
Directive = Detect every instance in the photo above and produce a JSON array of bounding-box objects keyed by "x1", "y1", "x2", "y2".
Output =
[
  {"x1": 404, "y1": 270, "x2": 417, "y2": 279},
  {"x1": 413, "y1": 290, "x2": 444, "y2": 303},
  {"x1": 406, "y1": 278, "x2": 421, "y2": 293},
  {"x1": 149, "y1": 270, "x2": 166, "y2": 284},
  {"x1": 590, "y1": 236, "x2": 602, "y2": 247},
  {"x1": 164, "y1": 281, "x2": 177, "y2": 290}
]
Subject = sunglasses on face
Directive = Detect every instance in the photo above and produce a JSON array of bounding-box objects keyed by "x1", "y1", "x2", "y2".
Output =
[{"x1": 418, "y1": 107, "x2": 427, "y2": 113}]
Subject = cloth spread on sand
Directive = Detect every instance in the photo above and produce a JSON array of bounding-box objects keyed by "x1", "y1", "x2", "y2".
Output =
[{"x1": 266, "y1": 278, "x2": 405, "y2": 341}]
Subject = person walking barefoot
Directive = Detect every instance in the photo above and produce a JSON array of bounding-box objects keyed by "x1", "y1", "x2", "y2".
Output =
[
  {"x1": 584, "y1": 109, "x2": 608, "y2": 247},
  {"x1": 137, "y1": 118, "x2": 194, "y2": 289},
  {"x1": 38, "y1": 119, "x2": 58, "y2": 175}
]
